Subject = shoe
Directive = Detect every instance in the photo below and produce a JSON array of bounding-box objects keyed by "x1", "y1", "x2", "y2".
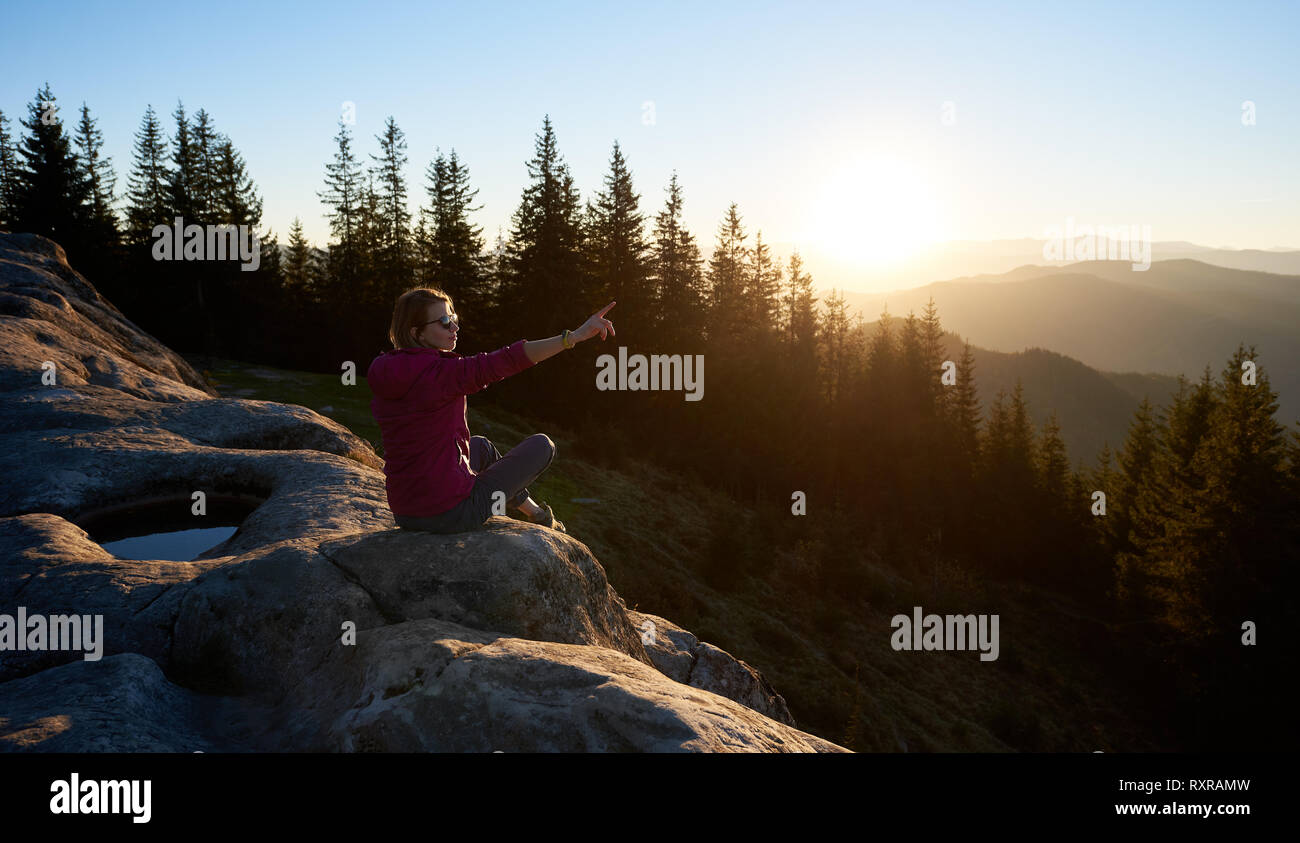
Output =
[{"x1": 529, "y1": 502, "x2": 566, "y2": 533}]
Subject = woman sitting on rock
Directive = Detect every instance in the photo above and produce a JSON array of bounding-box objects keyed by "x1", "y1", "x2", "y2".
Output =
[{"x1": 367, "y1": 287, "x2": 615, "y2": 535}]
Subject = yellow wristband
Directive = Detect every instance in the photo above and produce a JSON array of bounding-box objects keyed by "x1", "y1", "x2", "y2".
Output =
[{"x1": 562, "y1": 329, "x2": 573, "y2": 349}]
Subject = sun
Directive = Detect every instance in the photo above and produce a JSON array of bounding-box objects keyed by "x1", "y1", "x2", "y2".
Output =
[{"x1": 802, "y1": 156, "x2": 943, "y2": 268}]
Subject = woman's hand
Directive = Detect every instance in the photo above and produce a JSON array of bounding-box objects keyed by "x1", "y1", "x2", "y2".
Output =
[{"x1": 571, "y1": 301, "x2": 616, "y2": 344}]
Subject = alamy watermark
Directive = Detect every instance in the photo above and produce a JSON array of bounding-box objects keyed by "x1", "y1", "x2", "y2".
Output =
[
  {"x1": 50, "y1": 774, "x2": 151, "y2": 823},
  {"x1": 151, "y1": 217, "x2": 261, "y2": 271},
  {"x1": 595, "y1": 347, "x2": 703, "y2": 401},
  {"x1": 0, "y1": 607, "x2": 104, "y2": 661},
  {"x1": 1042, "y1": 216, "x2": 1151, "y2": 270},
  {"x1": 890, "y1": 606, "x2": 999, "y2": 661}
]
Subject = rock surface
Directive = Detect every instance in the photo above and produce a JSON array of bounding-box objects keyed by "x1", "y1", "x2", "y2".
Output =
[
  {"x1": 300, "y1": 618, "x2": 840, "y2": 752},
  {"x1": 0, "y1": 233, "x2": 846, "y2": 753},
  {"x1": 0, "y1": 653, "x2": 268, "y2": 752},
  {"x1": 630, "y1": 610, "x2": 795, "y2": 726}
]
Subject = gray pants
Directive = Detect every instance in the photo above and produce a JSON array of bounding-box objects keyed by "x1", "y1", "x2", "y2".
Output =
[{"x1": 393, "y1": 433, "x2": 556, "y2": 534}]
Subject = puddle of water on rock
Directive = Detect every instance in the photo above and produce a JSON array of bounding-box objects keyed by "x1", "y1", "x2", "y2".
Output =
[
  {"x1": 76, "y1": 493, "x2": 264, "y2": 562},
  {"x1": 101, "y1": 526, "x2": 238, "y2": 561}
]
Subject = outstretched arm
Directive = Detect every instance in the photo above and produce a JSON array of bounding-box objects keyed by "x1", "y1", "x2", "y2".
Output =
[
  {"x1": 522, "y1": 332, "x2": 573, "y2": 365},
  {"x1": 523, "y1": 301, "x2": 616, "y2": 364}
]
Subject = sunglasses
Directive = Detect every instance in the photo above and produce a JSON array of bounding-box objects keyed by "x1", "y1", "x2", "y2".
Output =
[{"x1": 418, "y1": 313, "x2": 459, "y2": 330}]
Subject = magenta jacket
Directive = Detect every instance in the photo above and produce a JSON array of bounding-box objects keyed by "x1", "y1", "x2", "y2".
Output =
[{"x1": 366, "y1": 339, "x2": 536, "y2": 517}]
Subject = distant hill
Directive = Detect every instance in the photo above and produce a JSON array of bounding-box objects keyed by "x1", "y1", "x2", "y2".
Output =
[
  {"x1": 854, "y1": 321, "x2": 1181, "y2": 464},
  {"x1": 1100, "y1": 370, "x2": 1187, "y2": 405},
  {"x1": 840, "y1": 260, "x2": 1300, "y2": 430},
  {"x1": 962, "y1": 344, "x2": 1181, "y2": 464},
  {"x1": 793, "y1": 239, "x2": 1300, "y2": 292},
  {"x1": 940, "y1": 259, "x2": 1300, "y2": 307}
]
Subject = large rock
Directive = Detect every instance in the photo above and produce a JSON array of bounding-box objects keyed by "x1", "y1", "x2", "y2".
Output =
[
  {"x1": 296, "y1": 618, "x2": 844, "y2": 752},
  {"x1": 168, "y1": 540, "x2": 387, "y2": 696},
  {"x1": 318, "y1": 526, "x2": 655, "y2": 666},
  {"x1": 0, "y1": 233, "x2": 213, "y2": 402},
  {"x1": 0, "y1": 233, "x2": 846, "y2": 752},
  {"x1": 0, "y1": 653, "x2": 267, "y2": 752}
]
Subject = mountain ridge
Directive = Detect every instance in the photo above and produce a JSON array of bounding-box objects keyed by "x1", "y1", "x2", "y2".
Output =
[{"x1": 837, "y1": 260, "x2": 1300, "y2": 432}]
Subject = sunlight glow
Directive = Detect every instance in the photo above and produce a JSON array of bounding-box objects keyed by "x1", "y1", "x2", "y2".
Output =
[{"x1": 802, "y1": 156, "x2": 944, "y2": 268}]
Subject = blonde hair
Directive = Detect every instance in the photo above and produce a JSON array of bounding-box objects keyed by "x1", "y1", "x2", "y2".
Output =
[{"x1": 388, "y1": 287, "x2": 455, "y2": 349}]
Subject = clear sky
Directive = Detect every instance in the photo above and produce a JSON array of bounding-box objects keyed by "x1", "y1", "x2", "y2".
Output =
[{"x1": 3, "y1": 0, "x2": 1297, "y2": 293}]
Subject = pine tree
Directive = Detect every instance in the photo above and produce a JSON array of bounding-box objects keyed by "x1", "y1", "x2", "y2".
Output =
[
  {"x1": 649, "y1": 171, "x2": 706, "y2": 351},
  {"x1": 706, "y1": 202, "x2": 749, "y2": 345},
  {"x1": 1007, "y1": 380, "x2": 1037, "y2": 484},
  {"x1": 578, "y1": 195, "x2": 600, "y2": 296},
  {"x1": 976, "y1": 387, "x2": 1014, "y2": 574},
  {"x1": 893, "y1": 308, "x2": 946, "y2": 535},
  {"x1": 976, "y1": 381, "x2": 1039, "y2": 577},
  {"x1": 480, "y1": 224, "x2": 510, "y2": 336},
  {"x1": 725, "y1": 227, "x2": 787, "y2": 502},
  {"x1": 503, "y1": 115, "x2": 585, "y2": 336},
  {"x1": 1075, "y1": 443, "x2": 1117, "y2": 577},
  {"x1": 353, "y1": 171, "x2": 384, "y2": 305},
  {"x1": 11, "y1": 84, "x2": 93, "y2": 250},
  {"x1": 920, "y1": 298, "x2": 947, "y2": 418},
  {"x1": 779, "y1": 248, "x2": 821, "y2": 446},
  {"x1": 982, "y1": 388, "x2": 1011, "y2": 479},
  {"x1": 284, "y1": 216, "x2": 316, "y2": 293},
  {"x1": 898, "y1": 311, "x2": 928, "y2": 413},
  {"x1": 748, "y1": 230, "x2": 783, "y2": 339},
  {"x1": 863, "y1": 308, "x2": 896, "y2": 408},
  {"x1": 585, "y1": 140, "x2": 650, "y2": 336},
  {"x1": 1182, "y1": 346, "x2": 1290, "y2": 639},
  {"x1": 72, "y1": 103, "x2": 119, "y2": 235},
  {"x1": 760, "y1": 244, "x2": 822, "y2": 511},
  {"x1": 319, "y1": 119, "x2": 364, "y2": 300},
  {"x1": 420, "y1": 148, "x2": 487, "y2": 320},
  {"x1": 821, "y1": 290, "x2": 858, "y2": 414},
  {"x1": 823, "y1": 295, "x2": 868, "y2": 503},
  {"x1": 936, "y1": 337, "x2": 983, "y2": 551},
  {"x1": 950, "y1": 340, "x2": 981, "y2": 460},
  {"x1": 412, "y1": 214, "x2": 433, "y2": 285},
  {"x1": 370, "y1": 116, "x2": 412, "y2": 303},
  {"x1": 0, "y1": 109, "x2": 18, "y2": 228},
  {"x1": 212, "y1": 134, "x2": 262, "y2": 228},
  {"x1": 125, "y1": 104, "x2": 170, "y2": 246},
  {"x1": 1166, "y1": 368, "x2": 1217, "y2": 473},
  {"x1": 255, "y1": 226, "x2": 284, "y2": 288},
  {"x1": 166, "y1": 101, "x2": 198, "y2": 223},
  {"x1": 417, "y1": 149, "x2": 449, "y2": 281},
  {"x1": 1113, "y1": 397, "x2": 1159, "y2": 563},
  {"x1": 1121, "y1": 348, "x2": 1297, "y2": 750},
  {"x1": 1037, "y1": 411, "x2": 1070, "y2": 510},
  {"x1": 189, "y1": 108, "x2": 219, "y2": 222},
  {"x1": 1117, "y1": 371, "x2": 1217, "y2": 627},
  {"x1": 783, "y1": 249, "x2": 818, "y2": 355}
]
